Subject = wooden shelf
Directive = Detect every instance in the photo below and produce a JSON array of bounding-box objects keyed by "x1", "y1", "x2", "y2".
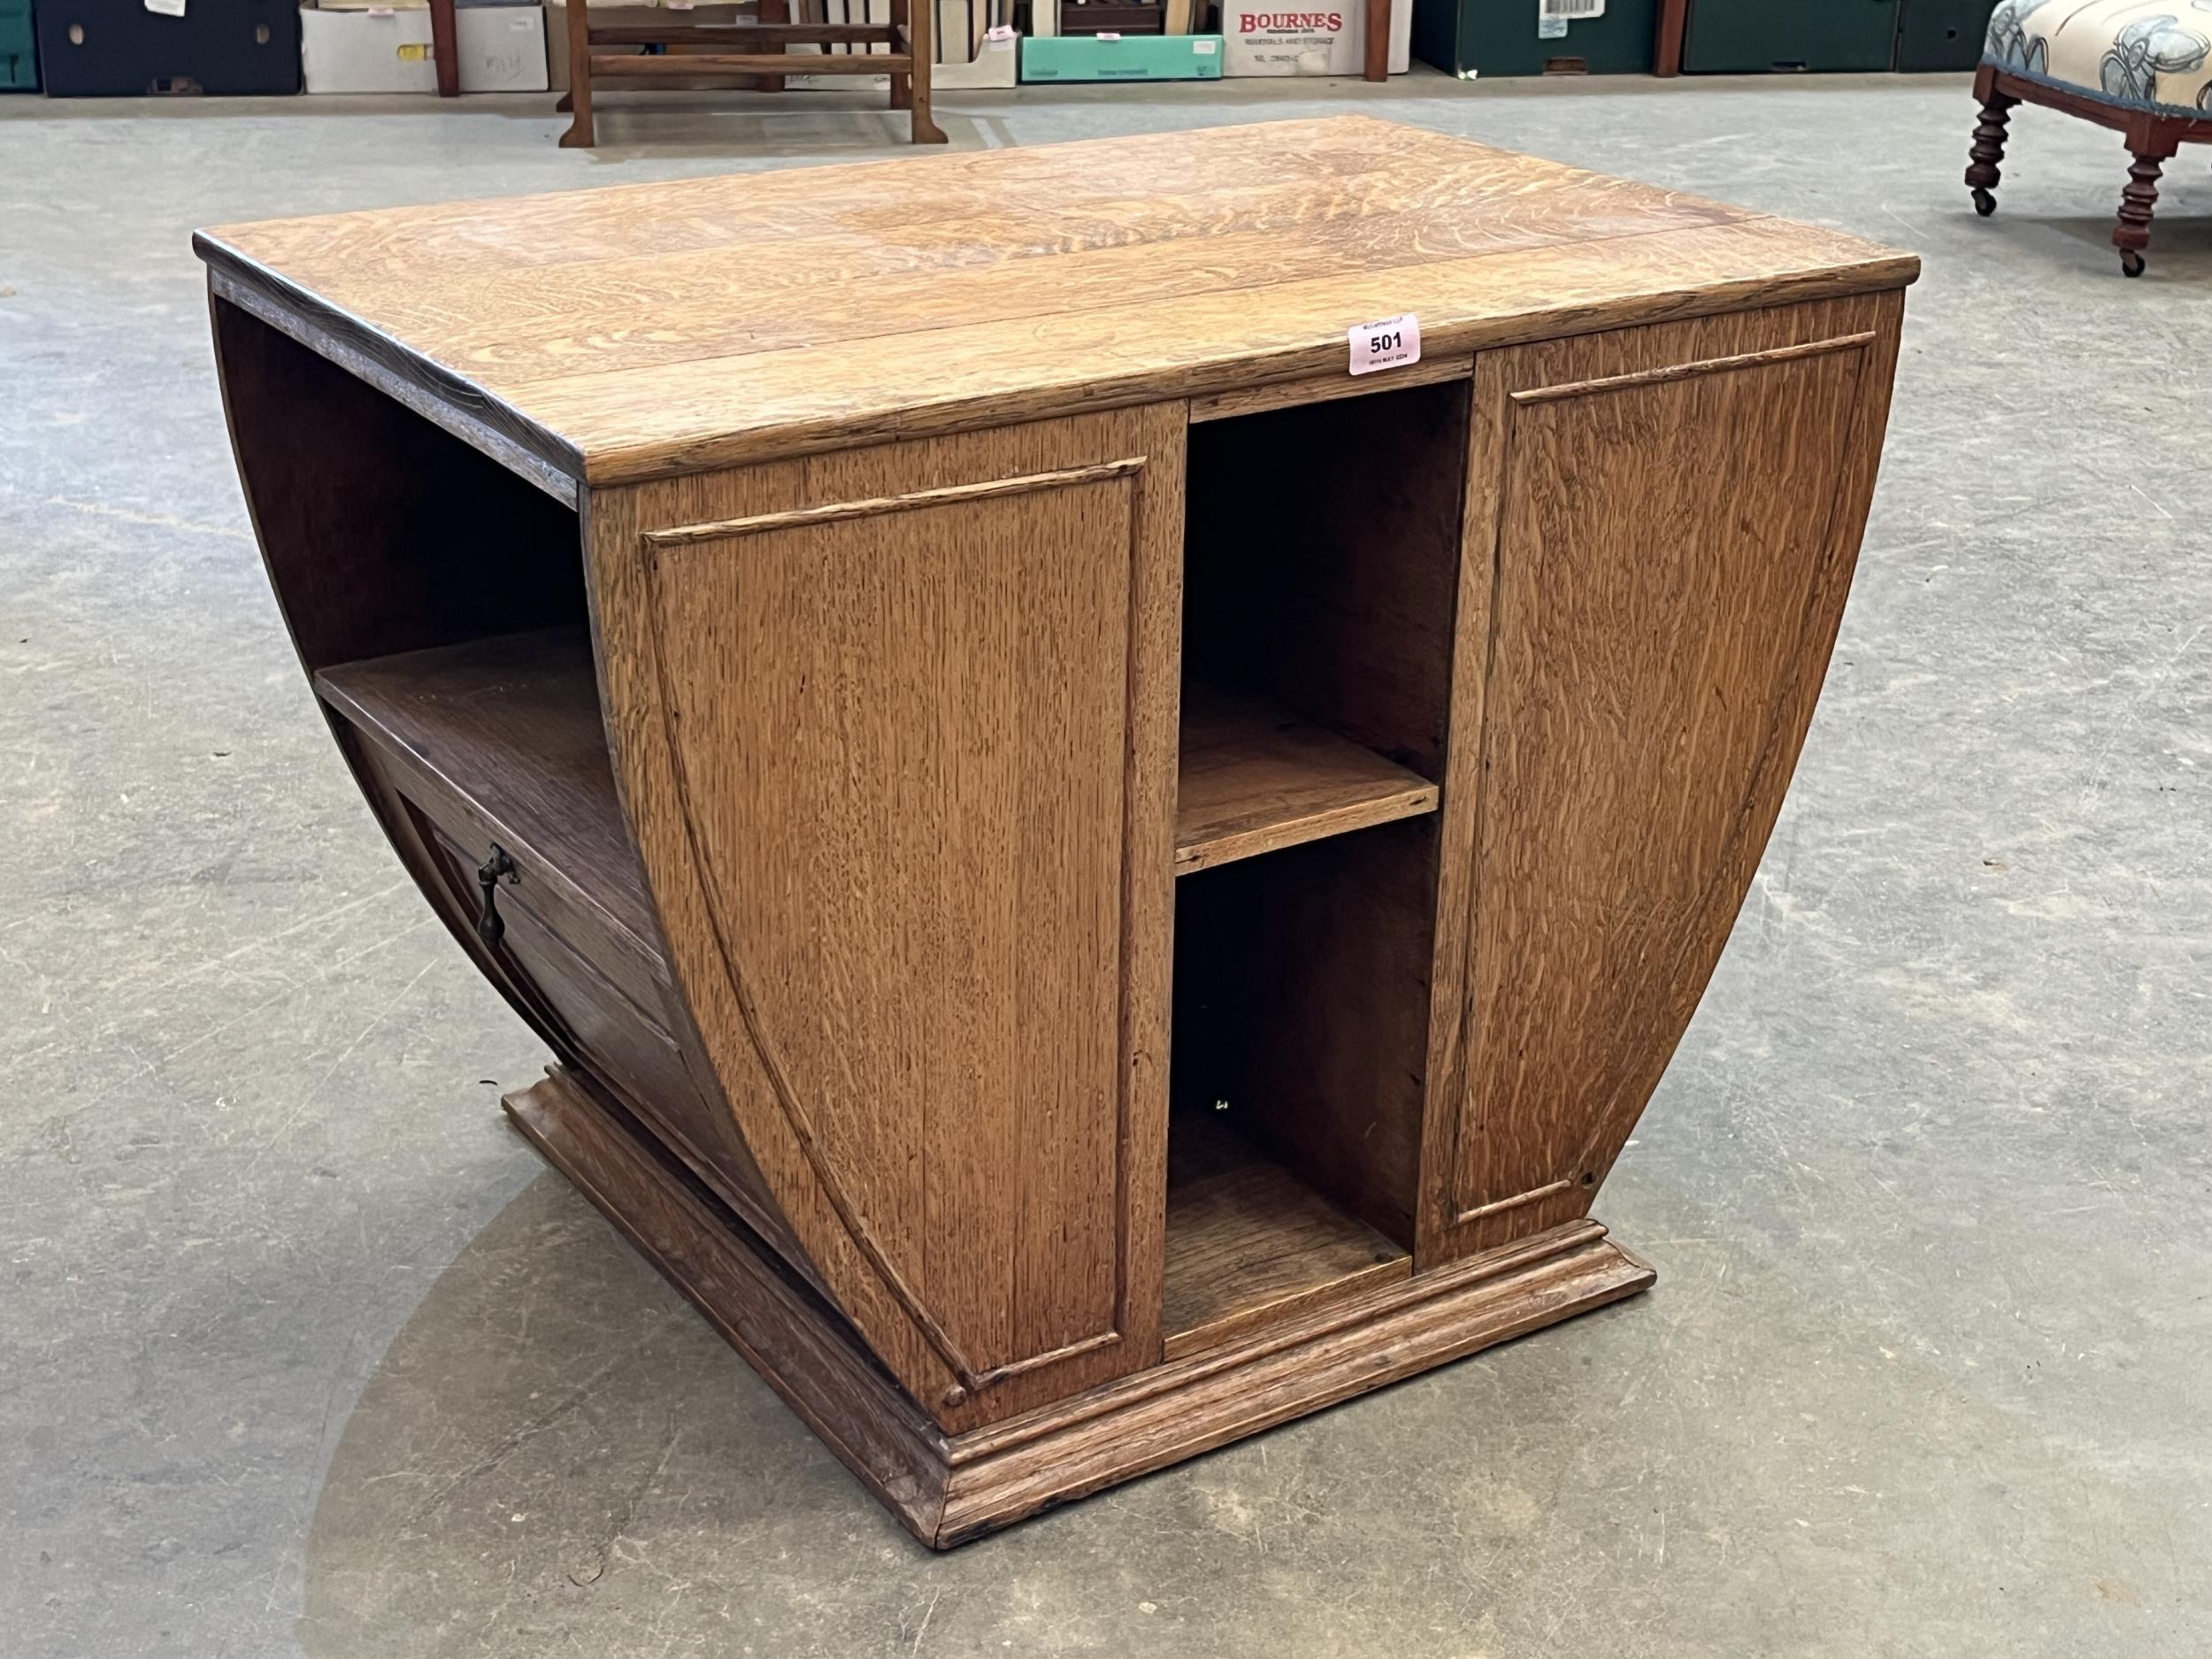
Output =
[
  {"x1": 314, "y1": 628, "x2": 656, "y2": 954},
  {"x1": 1162, "y1": 1111, "x2": 1409, "y2": 1360},
  {"x1": 1174, "y1": 682, "x2": 1440, "y2": 876}
]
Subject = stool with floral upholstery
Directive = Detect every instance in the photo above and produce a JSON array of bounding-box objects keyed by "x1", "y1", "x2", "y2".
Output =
[{"x1": 1968, "y1": 0, "x2": 2212, "y2": 274}]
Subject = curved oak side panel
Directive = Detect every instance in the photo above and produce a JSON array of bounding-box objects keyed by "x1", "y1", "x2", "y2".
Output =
[
  {"x1": 1420, "y1": 291, "x2": 1906, "y2": 1266},
  {"x1": 588, "y1": 409, "x2": 1185, "y2": 1432},
  {"x1": 209, "y1": 295, "x2": 807, "y2": 1273}
]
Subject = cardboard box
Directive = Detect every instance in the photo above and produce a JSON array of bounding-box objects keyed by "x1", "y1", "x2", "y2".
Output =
[
  {"x1": 1220, "y1": 0, "x2": 1409, "y2": 73},
  {"x1": 458, "y1": 2, "x2": 547, "y2": 86},
  {"x1": 1019, "y1": 29, "x2": 1220, "y2": 77},
  {"x1": 300, "y1": 2, "x2": 547, "y2": 92},
  {"x1": 934, "y1": 26, "x2": 1018, "y2": 88}
]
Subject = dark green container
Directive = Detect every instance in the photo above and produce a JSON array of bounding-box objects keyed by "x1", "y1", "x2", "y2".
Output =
[
  {"x1": 1413, "y1": 0, "x2": 1656, "y2": 78},
  {"x1": 0, "y1": 0, "x2": 37, "y2": 90},
  {"x1": 1683, "y1": 0, "x2": 1898, "y2": 73},
  {"x1": 1895, "y1": 0, "x2": 1995, "y2": 70}
]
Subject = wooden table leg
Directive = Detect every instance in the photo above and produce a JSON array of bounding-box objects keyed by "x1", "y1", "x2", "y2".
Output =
[
  {"x1": 1653, "y1": 0, "x2": 1685, "y2": 75},
  {"x1": 889, "y1": 0, "x2": 912, "y2": 108},
  {"x1": 908, "y1": 0, "x2": 947, "y2": 142},
  {"x1": 558, "y1": 0, "x2": 595, "y2": 145},
  {"x1": 1363, "y1": 0, "x2": 1388, "y2": 81},
  {"x1": 430, "y1": 0, "x2": 460, "y2": 95},
  {"x1": 759, "y1": 0, "x2": 788, "y2": 92}
]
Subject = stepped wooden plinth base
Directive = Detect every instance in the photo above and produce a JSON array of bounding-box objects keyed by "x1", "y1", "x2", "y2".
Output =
[{"x1": 504, "y1": 1066, "x2": 1657, "y2": 1549}]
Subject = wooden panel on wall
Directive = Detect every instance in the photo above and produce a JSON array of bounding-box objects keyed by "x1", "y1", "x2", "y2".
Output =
[
  {"x1": 588, "y1": 408, "x2": 1186, "y2": 1429},
  {"x1": 1422, "y1": 292, "x2": 1904, "y2": 1264}
]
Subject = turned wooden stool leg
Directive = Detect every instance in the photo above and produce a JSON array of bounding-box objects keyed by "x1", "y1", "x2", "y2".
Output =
[
  {"x1": 558, "y1": 0, "x2": 595, "y2": 146},
  {"x1": 2106, "y1": 127, "x2": 2177, "y2": 277},
  {"x1": 1964, "y1": 81, "x2": 2018, "y2": 217}
]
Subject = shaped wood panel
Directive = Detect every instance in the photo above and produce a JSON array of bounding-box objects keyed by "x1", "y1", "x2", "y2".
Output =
[
  {"x1": 589, "y1": 410, "x2": 1185, "y2": 1429},
  {"x1": 1421, "y1": 294, "x2": 1903, "y2": 1264}
]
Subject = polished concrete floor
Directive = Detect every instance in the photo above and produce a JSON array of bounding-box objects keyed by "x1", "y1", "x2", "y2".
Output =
[{"x1": 4, "y1": 69, "x2": 2210, "y2": 1659}]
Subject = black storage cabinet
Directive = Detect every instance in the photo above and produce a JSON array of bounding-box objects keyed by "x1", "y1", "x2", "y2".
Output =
[
  {"x1": 1895, "y1": 0, "x2": 1995, "y2": 70},
  {"x1": 1414, "y1": 0, "x2": 1656, "y2": 77},
  {"x1": 36, "y1": 0, "x2": 298, "y2": 94},
  {"x1": 1682, "y1": 0, "x2": 1898, "y2": 73}
]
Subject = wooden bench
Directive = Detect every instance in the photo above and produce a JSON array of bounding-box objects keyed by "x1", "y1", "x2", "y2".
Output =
[{"x1": 560, "y1": 0, "x2": 946, "y2": 148}]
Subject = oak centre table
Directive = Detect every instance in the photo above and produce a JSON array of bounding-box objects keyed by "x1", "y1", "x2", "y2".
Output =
[{"x1": 196, "y1": 117, "x2": 1916, "y2": 1548}]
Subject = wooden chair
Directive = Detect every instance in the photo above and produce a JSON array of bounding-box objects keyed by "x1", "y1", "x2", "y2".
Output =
[
  {"x1": 1966, "y1": 0, "x2": 2212, "y2": 276},
  {"x1": 560, "y1": 0, "x2": 947, "y2": 148}
]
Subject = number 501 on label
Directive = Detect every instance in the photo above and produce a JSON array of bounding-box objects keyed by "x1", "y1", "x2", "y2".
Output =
[{"x1": 1348, "y1": 312, "x2": 1421, "y2": 377}]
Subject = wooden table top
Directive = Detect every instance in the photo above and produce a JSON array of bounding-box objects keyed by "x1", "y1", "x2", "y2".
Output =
[{"x1": 196, "y1": 116, "x2": 1916, "y2": 494}]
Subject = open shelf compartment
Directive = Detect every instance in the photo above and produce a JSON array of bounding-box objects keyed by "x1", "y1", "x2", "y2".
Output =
[{"x1": 1159, "y1": 374, "x2": 1472, "y2": 1356}]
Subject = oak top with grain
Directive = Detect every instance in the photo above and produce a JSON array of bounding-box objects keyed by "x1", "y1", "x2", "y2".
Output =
[{"x1": 195, "y1": 116, "x2": 1918, "y2": 489}]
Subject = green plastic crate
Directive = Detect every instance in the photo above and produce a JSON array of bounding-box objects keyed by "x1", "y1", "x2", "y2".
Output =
[
  {"x1": 1895, "y1": 0, "x2": 1994, "y2": 70},
  {"x1": 1020, "y1": 32, "x2": 1222, "y2": 79},
  {"x1": 1414, "y1": 0, "x2": 1655, "y2": 77},
  {"x1": 1683, "y1": 0, "x2": 1898, "y2": 73}
]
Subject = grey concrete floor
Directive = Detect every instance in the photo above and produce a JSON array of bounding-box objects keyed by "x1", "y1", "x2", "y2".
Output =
[{"x1": 4, "y1": 67, "x2": 2210, "y2": 1659}]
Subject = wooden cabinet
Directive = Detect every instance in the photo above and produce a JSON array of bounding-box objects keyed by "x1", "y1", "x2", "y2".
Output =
[{"x1": 197, "y1": 116, "x2": 1916, "y2": 1547}]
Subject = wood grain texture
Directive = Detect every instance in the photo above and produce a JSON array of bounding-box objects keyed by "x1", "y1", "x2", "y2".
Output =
[
  {"x1": 1161, "y1": 1111, "x2": 1408, "y2": 1359},
  {"x1": 315, "y1": 629, "x2": 659, "y2": 1002},
  {"x1": 1419, "y1": 292, "x2": 1905, "y2": 1265},
  {"x1": 1171, "y1": 819, "x2": 1437, "y2": 1248},
  {"x1": 195, "y1": 117, "x2": 1916, "y2": 486},
  {"x1": 1174, "y1": 682, "x2": 1439, "y2": 876},
  {"x1": 588, "y1": 408, "x2": 1185, "y2": 1432},
  {"x1": 1187, "y1": 354, "x2": 1473, "y2": 424},
  {"x1": 327, "y1": 674, "x2": 809, "y2": 1278},
  {"x1": 507, "y1": 1063, "x2": 1654, "y2": 1548}
]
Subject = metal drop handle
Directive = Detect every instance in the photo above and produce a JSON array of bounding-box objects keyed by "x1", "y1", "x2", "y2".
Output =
[{"x1": 476, "y1": 845, "x2": 518, "y2": 947}]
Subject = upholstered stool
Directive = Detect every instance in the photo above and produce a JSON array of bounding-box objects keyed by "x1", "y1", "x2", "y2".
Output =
[{"x1": 1968, "y1": 0, "x2": 2212, "y2": 274}]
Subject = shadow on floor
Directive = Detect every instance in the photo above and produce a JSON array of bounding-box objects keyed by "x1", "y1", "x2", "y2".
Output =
[{"x1": 295, "y1": 1167, "x2": 921, "y2": 1659}]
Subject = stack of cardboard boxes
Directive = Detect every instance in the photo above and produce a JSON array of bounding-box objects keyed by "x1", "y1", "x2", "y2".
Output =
[{"x1": 301, "y1": 0, "x2": 546, "y2": 93}]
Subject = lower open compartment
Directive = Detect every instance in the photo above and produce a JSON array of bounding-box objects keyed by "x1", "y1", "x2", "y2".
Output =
[{"x1": 1160, "y1": 816, "x2": 1440, "y2": 1358}]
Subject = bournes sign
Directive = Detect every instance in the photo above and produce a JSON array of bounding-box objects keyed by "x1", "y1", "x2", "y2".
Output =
[{"x1": 1224, "y1": 0, "x2": 1398, "y2": 74}]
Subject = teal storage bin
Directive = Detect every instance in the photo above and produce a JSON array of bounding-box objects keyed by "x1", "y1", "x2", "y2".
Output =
[
  {"x1": 1021, "y1": 32, "x2": 1223, "y2": 79},
  {"x1": 1682, "y1": 0, "x2": 1899, "y2": 73},
  {"x1": 1413, "y1": 0, "x2": 1655, "y2": 79},
  {"x1": 0, "y1": 0, "x2": 36, "y2": 90}
]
